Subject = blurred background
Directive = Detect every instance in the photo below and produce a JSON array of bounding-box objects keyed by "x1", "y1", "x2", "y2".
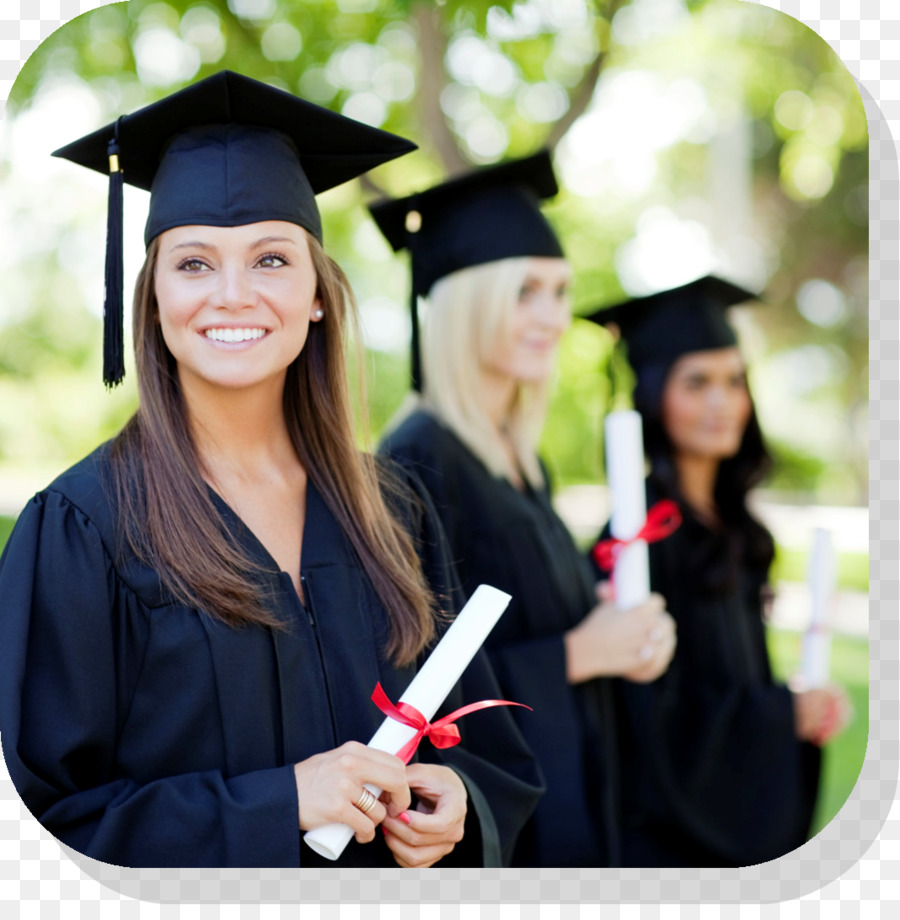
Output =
[{"x1": 0, "y1": 0, "x2": 868, "y2": 841}]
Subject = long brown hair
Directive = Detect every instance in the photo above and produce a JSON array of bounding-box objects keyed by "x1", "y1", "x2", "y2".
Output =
[{"x1": 108, "y1": 232, "x2": 437, "y2": 665}]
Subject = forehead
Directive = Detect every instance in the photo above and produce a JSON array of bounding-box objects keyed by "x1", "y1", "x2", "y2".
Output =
[
  {"x1": 522, "y1": 256, "x2": 572, "y2": 281},
  {"x1": 157, "y1": 220, "x2": 308, "y2": 250},
  {"x1": 669, "y1": 346, "x2": 745, "y2": 375}
]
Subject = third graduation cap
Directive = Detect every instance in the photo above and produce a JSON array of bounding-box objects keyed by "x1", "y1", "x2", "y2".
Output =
[
  {"x1": 584, "y1": 275, "x2": 761, "y2": 373},
  {"x1": 52, "y1": 70, "x2": 417, "y2": 387},
  {"x1": 368, "y1": 150, "x2": 564, "y2": 391}
]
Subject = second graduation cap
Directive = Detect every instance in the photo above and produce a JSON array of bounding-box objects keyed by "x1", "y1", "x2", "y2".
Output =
[
  {"x1": 368, "y1": 150, "x2": 564, "y2": 391},
  {"x1": 52, "y1": 69, "x2": 417, "y2": 387},
  {"x1": 583, "y1": 275, "x2": 761, "y2": 374}
]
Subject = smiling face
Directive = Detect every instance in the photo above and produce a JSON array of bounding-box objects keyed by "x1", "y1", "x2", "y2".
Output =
[
  {"x1": 660, "y1": 347, "x2": 753, "y2": 461},
  {"x1": 153, "y1": 220, "x2": 322, "y2": 394},
  {"x1": 480, "y1": 256, "x2": 572, "y2": 386}
]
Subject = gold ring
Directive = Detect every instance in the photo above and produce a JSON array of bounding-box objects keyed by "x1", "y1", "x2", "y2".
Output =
[{"x1": 355, "y1": 788, "x2": 378, "y2": 815}]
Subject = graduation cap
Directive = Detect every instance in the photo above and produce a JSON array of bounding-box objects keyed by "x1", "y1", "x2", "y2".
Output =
[
  {"x1": 583, "y1": 275, "x2": 761, "y2": 374},
  {"x1": 368, "y1": 150, "x2": 564, "y2": 391},
  {"x1": 52, "y1": 70, "x2": 417, "y2": 387}
]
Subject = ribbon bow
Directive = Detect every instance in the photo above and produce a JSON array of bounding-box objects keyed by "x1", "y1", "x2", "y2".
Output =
[
  {"x1": 371, "y1": 682, "x2": 532, "y2": 764},
  {"x1": 592, "y1": 499, "x2": 682, "y2": 573}
]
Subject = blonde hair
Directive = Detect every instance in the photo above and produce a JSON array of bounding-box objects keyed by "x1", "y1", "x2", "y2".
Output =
[{"x1": 416, "y1": 257, "x2": 553, "y2": 487}]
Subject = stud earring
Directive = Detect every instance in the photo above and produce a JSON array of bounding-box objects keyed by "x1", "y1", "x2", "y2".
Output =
[{"x1": 313, "y1": 308, "x2": 324, "y2": 320}]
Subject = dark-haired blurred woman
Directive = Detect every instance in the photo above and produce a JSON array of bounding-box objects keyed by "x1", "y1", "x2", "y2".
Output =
[{"x1": 587, "y1": 277, "x2": 850, "y2": 868}]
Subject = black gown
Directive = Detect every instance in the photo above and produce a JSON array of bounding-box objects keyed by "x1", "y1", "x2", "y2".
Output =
[
  {"x1": 380, "y1": 409, "x2": 619, "y2": 868},
  {"x1": 591, "y1": 487, "x2": 821, "y2": 867},
  {"x1": 0, "y1": 442, "x2": 543, "y2": 869}
]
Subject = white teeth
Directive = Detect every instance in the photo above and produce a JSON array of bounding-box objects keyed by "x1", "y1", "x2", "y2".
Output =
[{"x1": 204, "y1": 328, "x2": 266, "y2": 343}]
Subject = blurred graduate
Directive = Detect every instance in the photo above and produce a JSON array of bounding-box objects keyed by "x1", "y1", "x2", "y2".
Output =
[
  {"x1": 0, "y1": 71, "x2": 544, "y2": 869},
  {"x1": 586, "y1": 277, "x2": 850, "y2": 867},
  {"x1": 372, "y1": 152, "x2": 677, "y2": 868}
]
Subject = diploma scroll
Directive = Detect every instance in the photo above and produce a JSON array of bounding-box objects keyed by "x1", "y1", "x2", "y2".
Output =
[
  {"x1": 801, "y1": 527, "x2": 835, "y2": 687},
  {"x1": 303, "y1": 583, "x2": 513, "y2": 861},
  {"x1": 605, "y1": 410, "x2": 650, "y2": 610}
]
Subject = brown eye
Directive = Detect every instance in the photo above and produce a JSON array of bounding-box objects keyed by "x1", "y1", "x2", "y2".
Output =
[
  {"x1": 257, "y1": 253, "x2": 289, "y2": 269},
  {"x1": 178, "y1": 258, "x2": 210, "y2": 272}
]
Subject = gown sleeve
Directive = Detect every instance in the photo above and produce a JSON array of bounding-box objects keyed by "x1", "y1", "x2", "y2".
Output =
[
  {"x1": 379, "y1": 458, "x2": 545, "y2": 868},
  {"x1": 0, "y1": 490, "x2": 301, "y2": 869}
]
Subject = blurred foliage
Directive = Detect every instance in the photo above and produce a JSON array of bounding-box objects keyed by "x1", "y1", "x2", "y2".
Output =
[{"x1": 1, "y1": 0, "x2": 868, "y2": 504}]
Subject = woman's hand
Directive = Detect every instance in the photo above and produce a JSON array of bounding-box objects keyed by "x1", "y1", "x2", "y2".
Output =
[
  {"x1": 564, "y1": 583, "x2": 677, "y2": 684},
  {"x1": 381, "y1": 762, "x2": 468, "y2": 868},
  {"x1": 792, "y1": 685, "x2": 853, "y2": 746},
  {"x1": 293, "y1": 741, "x2": 411, "y2": 845}
]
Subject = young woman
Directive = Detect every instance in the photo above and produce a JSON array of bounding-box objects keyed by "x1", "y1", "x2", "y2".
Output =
[
  {"x1": 586, "y1": 276, "x2": 850, "y2": 867},
  {"x1": 372, "y1": 152, "x2": 677, "y2": 868},
  {"x1": 0, "y1": 71, "x2": 542, "y2": 869}
]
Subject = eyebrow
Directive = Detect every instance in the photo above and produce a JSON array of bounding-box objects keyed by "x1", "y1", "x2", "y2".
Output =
[{"x1": 167, "y1": 235, "x2": 299, "y2": 253}]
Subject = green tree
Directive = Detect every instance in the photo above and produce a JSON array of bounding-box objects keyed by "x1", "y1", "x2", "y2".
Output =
[{"x1": 2, "y1": 0, "x2": 867, "y2": 501}]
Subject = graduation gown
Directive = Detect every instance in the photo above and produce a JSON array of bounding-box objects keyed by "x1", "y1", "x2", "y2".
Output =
[
  {"x1": 591, "y1": 488, "x2": 821, "y2": 867},
  {"x1": 380, "y1": 410, "x2": 619, "y2": 868},
  {"x1": 0, "y1": 442, "x2": 542, "y2": 869}
]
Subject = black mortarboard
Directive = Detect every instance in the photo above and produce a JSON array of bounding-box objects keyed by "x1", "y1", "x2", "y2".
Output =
[
  {"x1": 368, "y1": 150, "x2": 564, "y2": 391},
  {"x1": 52, "y1": 70, "x2": 417, "y2": 387},
  {"x1": 583, "y1": 275, "x2": 760, "y2": 374}
]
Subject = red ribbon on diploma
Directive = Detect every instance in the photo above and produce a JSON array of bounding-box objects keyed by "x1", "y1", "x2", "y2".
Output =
[
  {"x1": 592, "y1": 499, "x2": 683, "y2": 573},
  {"x1": 371, "y1": 682, "x2": 532, "y2": 764}
]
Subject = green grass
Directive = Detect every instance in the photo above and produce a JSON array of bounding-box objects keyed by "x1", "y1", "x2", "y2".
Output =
[
  {"x1": 771, "y1": 546, "x2": 869, "y2": 593},
  {"x1": 0, "y1": 515, "x2": 14, "y2": 553},
  {"x1": 767, "y1": 629, "x2": 869, "y2": 837}
]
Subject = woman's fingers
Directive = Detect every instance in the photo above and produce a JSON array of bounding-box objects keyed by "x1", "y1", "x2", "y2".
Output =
[
  {"x1": 624, "y1": 599, "x2": 677, "y2": 681},
  {"x1": 382, "y1": 763, "x2": 467, "y2": 868},
  {"x1": 294, "y1": 741, "x2": 410, "y2": 837}
]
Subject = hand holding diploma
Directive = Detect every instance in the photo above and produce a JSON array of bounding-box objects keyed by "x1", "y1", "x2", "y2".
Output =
[
  {"x1": 568, "y1": 411, "x2": 678, "y2": 686},
  {"x1": 302, "y1": 584, "x2": 525, "y2": 861},
  {"x1": 564, "y1": 584, "x2": 674, "y2": 684},
  {"x1": 800, "y1": 527, "x2": 835, "y2": 688},
  {"x1": 792, "y1": 527, "x2": 852, "y2": 745},
  {"x1": 380, "y1": 762, "x2": 468, "y2": 868}
]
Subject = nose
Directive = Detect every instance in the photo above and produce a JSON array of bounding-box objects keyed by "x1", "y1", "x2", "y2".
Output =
[
  {"x1": 707, "y1": 384, "x2": 732, "y2": 411},
  {"x1": 534, "y1": 292, "x2": 570, "y2": 330},
  {"x1": 216, "y1": 263, "x2": 255, "y2": 310}
]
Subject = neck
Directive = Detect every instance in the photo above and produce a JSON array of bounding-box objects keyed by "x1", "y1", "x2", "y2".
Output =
[
  {"x1": 674, "y1": 453, "x2": 721, "y2": 521},
  {"x1": 477, "y1": 367, "x2": 518, "y2": 431},
  {"x1": 180, "y1": 373, "x2": 299, "y2": 482}
]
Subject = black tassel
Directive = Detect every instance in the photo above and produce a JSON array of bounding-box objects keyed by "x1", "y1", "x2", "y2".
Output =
[
  {"x1": 410, "y1": 283, "x2": 423, "y2": 393},
  {"x1": 406, "y1": 205, "x2": 423, "y2": 393},
  {"x1": 103, "y1": 120, "x2": 125, "y2": 388}
]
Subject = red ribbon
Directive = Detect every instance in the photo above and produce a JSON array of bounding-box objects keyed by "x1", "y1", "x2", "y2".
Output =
[
  {"x1": 371, "y1": 682, "x2": 532, "y2": 765},
  {"x1": 592, "y1": 499, "x2": 683, "y2": 573}
]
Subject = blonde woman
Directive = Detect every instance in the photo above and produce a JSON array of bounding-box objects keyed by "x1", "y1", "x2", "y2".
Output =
[
  {"x1": 0, "y1": 72, "x2": 541, "y2": 869},
  {"x1": 373, "y1": 152, "x2": 677, "y2": 867}
]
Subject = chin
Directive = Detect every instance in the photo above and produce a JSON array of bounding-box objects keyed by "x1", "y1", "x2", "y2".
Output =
[
  {"x1": 706, "y1": 437, "x2": 744, "y2": 460},
  {"x1": 515, "y1": 360, "x2": 557, "y2": 384}
]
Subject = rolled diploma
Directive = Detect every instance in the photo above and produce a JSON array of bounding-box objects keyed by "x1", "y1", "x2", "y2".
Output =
[
  {"x1": 801, "y1": 527, "x2": 835, "y2": 687},
  {"x1": 605, "y1": 410, "x2": 650, "y2": 610},
  {"x1": 302, "y1": 583, "x2": 513, "y2": 861}
]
